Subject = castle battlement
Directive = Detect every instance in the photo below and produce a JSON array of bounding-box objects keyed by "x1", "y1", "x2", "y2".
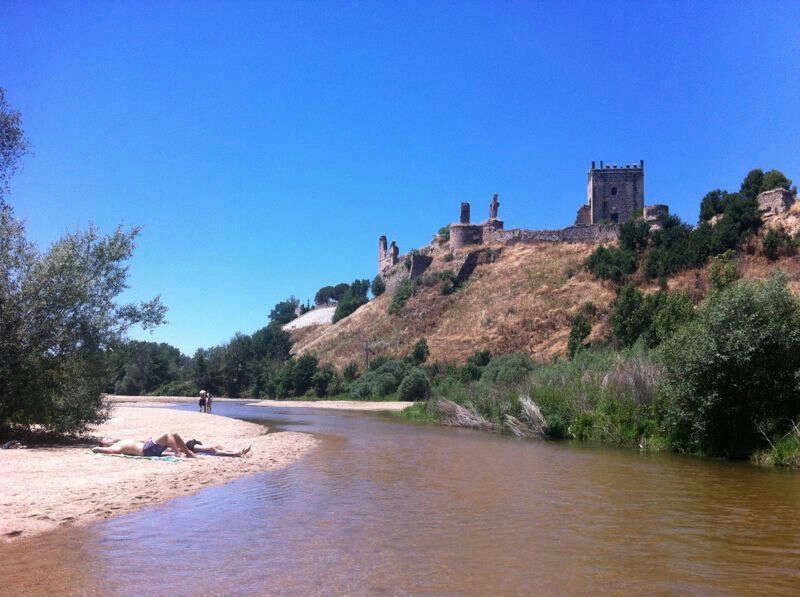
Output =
[{"x1": 590, "y1": 160, "x2": 644, "y2": 171}]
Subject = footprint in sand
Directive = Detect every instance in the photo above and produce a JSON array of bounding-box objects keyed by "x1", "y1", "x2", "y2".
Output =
[{"x1": 5, "y1": 530, "x2": 23, "y2": 537}]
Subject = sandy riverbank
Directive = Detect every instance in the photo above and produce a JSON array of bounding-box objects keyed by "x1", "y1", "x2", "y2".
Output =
[
  {"x1": 0, "y1": 405, "x2": 317, "y2": 542},
  {"x1": 248, "y1": 399, "x2": 414, "y2": 411}
]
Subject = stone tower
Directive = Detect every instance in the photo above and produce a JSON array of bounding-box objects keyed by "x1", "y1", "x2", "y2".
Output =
[{"x1": 582, "y1": 160, "x2": 644, "y2": 225}]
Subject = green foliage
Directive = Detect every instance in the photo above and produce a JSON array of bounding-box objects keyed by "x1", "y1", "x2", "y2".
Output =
[
  {"x1": 585, "y1": 246, "x2": 636, "y2": 283},
  {"x1": 269, "y1": 297, "x2": 300, "y2": 325},
  {"x1": 443, "y1": 252, "x2": 454, "y2": 262},
  {"x1": 437, "y1": 224, "x2": 451, "y2": 241},
  {"x1": 761, "y1": 169, "x2": 793, "y2": 193},
  {"x1": 108, "y1": 341, "x2": 189, "y2": 396},
  {"x1": 659, "y1": 274, "x2": 800, "y2": 456},
  {"x1": 611, "y1": 284, "x2": 650, "y2": 347},
  {"x1": 410, "y1": 338, "x2": 430, "y2": 364},
  {"x1": 480, "y1": 352, "x2": 534, "y2": 385},
  {"x1": 370, "y1": 275, "x2": 385, "y2": 297},
  {"x1": 0, "y1": 88, "x2": 28, "y2": 198},
  {"x1": 699, "y1": 189, "x2": 730, "y2": 222},
  {"x1": 567, "y1": 314, "x2": 591, "y2": 359},
  {"x1": 0, "y1": 201, "x2": 166, "y2": 433},
  {"x1": 619, "y1": 219, "x2": 650, "y2": 253},
  {"x1": 651, "y1": 292, "x2": 694, "y2": 345},
  {"x1": 708, "y1": 250, "x2": 740, "y2": 289},
  {"x1": 740, "y1": 169, "x2": 765, "y2": 202},
  {"x1": 149, "y1": 380, "x2": 199, "y2": 397},
  {"x1": 332, "y1": 292, "x2": 368, "y2": 323},
  {"x1": 467, "y1": 350, "x2": 492, "y2": 368},
  {"x1": 342, "y1": 360, "x2": 359, "y2": 381},
  {"x1": 311, "y1": 365, "x2": 335, "y2": 397},
  {"x1": 292, "y1": 353, "x2": 318, "y2": 396},
  {"x1": 389, "y1": 279, "x2": 416, "y2": 314},
  {"x1": 397, "y1": 368, "x2": 432, "y2": 401},
  {"x1": 611, "y1": 285, "x2": 694, "y2": 349},
  {"x1": 349, "y1": 358, "x2": 410, "y2": 399},
  {"x1": 762, "y1": 226, "x2": 794, "y2": 261},
  {"x1": 396, "y1": 402, "x2": 437, "y2": 423}
]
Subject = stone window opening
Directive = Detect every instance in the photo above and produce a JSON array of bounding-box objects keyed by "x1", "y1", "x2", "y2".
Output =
[{"x1": 611, "y1": 187, "x2": 617, "y2": 196}]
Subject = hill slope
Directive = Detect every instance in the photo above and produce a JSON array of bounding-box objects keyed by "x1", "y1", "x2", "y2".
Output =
[
  {"x1": 293, "y1": 204, "x2": 800, "y2": 370},
  {"x1": 292, "y1": 242, "x2": 617, "y2": 368}
]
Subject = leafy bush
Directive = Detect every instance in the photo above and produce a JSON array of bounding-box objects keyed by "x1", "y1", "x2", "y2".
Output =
[
  {"x1": 348, "y1": 358, "x2": 410, "y2": 399},
  {"x1": 467, "y1": 350, "x2": 492, "y2": 368},
  {"x1": 567, "y1": 314, "x2": 591, "y2": 359},
  {"x1": 397, "y1": 368, "x2": 432, "y2": 401},
  {"x1": 585, "y1": 246, "x2": 636, "y2": 283},
  {"x1": 332, "y1": 291, "x2": 368, "y2": 323},
  {"x1": 410, "y1": 339, "x2": 430, "y2": 364},
  {"x1": 619, "y1": 219, "x2": 651, "y2": 253},
  {"x1": 312, "y1": 366, "x2": 335, "y2": 396},
  {"x1": 611, "y1": 284, "x2": 651, "y2": 347},
  {"x1": 762, "y1": 226, "x2": 794, "y2": 261},
  {"x1": 708, "y1": 250, "x2": 739, "y2": 290},
  {"x1": 659, "y1": 274, "x2": 800, "y2": 457},
  {"x1": 342, "y1": 360, "x2": 359, "y2": 381},
  {"x1": 389, "y1": 279, "x2": 416, "y2": 314},
  {"x1": 370, "y1": 275, "x2": 385, "y2": 297},
  {"x1": 438, "y1": 225, "x2": 451, "y2": 241},
  {"x1": 480, "y1": 353, "x2": 534, "y2": 385}
]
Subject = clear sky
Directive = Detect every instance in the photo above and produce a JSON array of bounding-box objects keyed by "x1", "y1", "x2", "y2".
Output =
[{"x1": 2, "y1": 1, "x2": 799, "y2": 355}]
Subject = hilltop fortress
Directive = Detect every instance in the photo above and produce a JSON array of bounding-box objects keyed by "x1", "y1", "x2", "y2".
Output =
[{"x1": 378, "y1": 160, "x2": 669, "y2": 278}]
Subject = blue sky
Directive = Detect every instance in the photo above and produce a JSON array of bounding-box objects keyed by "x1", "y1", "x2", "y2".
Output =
[{"x1": 2, "y1": 1, "x2": 799, "y2": 354}]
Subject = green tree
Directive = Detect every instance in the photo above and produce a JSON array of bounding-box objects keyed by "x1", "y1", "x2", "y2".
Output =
[
  {"x1": 410, "y1": 338, "x2": 430, "y2": 364},
  {"x1": 619, "y1": 219, "x2": 650, "y2": 253},
  {"x1": 370, "y1": 275, "x2": 385, "y2": 297},
  {"x1": 567, "y1": 313, "x2": 592, "y2": 359},
  {"x1": 762, "y1": 226, "x2": 793, "y2": 261},
  {"x1": 740, "y1": 169, "x2": 764, "y2": 202},
  {"x1": 610, "y1": 284, "x2": 651, "y2": 347},
  {"x1": 660, "y1": 274, "x2": 800, "y2": 456},
  {"x1": 761, "y1": 169, "x2": 792, "y2": 193},
  {"x1": 342, "y1": 360, "x2": 359, "y2": 382},
  {"x1": 708, "y1": 250, "x2": 740, "y2": 290},
  {"x1": 397, "y1": 368, "x2": 431, "y2": 401},
  {"x1": 292, "y1": 353, "x2": 318, "y2": 395},
  {"x1": 585, "y1": 246, "x2": 636, "y2": 283},
  {"x1": 269, "y1": 297, "x2": 300, "y2": 325},
  {"x1": 0, "y1": 88, "x2": 28, "y2": 198},
  {"x1": 0, "y1": 202, "x2": 166, "y2": 433}
]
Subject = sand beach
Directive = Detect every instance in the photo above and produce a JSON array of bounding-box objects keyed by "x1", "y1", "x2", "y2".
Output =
[{"x1": 0, "y1": 403, "x2": 317, "y2": 542}]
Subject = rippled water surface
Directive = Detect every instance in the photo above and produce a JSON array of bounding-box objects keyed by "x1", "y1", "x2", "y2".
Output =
[{"x1": 3, "y1": 402, "x2": 800, "y2": 595}]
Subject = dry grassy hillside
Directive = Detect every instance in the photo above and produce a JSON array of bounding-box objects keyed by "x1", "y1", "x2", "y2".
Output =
[
  {"x1": 292, "y1": 243, "x2": 617, "y2": 369},
  {"x1": 293, "y1": 206, "x2": 800, "y2": 369}
]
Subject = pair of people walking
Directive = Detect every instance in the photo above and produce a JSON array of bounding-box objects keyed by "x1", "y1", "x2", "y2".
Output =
[{"x1": 198, "y1": 390, "x2": 213, "y2": 413}]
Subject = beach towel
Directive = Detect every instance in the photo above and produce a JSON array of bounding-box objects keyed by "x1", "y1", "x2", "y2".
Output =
[{"x1": 89, "y1": 450, "x2": 181, "y2": 463}]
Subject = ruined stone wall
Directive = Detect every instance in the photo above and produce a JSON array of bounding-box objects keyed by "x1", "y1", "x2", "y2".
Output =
[
  {"x1": 757, "y1": 188, "x2": 795, "y2": 217},
  {"x1": 492, "y1": 224, "x2": 618, "y2": 244},
  {"x1": 450, "y1": 223, "x2": 483, "y2": 249},
  {"x1": 588, "y1": 161, "x2": 644, "y2": 224}
]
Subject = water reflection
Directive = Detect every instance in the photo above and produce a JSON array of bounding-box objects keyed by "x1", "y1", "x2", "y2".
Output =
[{"x1": 2, "y1": 402, "x2": 800, "y2": 594}]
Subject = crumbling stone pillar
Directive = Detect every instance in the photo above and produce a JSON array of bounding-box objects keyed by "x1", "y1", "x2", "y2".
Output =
[{"x1": 460, "y1": 202, "x2": 470, "y2": 224}]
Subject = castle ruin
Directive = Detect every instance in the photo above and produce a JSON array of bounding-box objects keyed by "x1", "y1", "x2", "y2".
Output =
[
  {"x1": 378, "y1": 160, "x2": 668, "y2": 275},
  {"x1": 575, "y1": 160, "x2": 644, "y2": 225}
]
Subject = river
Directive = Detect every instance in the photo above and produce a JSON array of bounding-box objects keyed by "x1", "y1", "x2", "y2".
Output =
[{"x1": 2, "y1": 401, "x2": 800, "y2": 594}]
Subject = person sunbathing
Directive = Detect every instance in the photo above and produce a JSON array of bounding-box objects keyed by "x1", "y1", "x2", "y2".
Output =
[
  {"x1": 185, "y1": 439, "x2": 251, "y2": 457},
  {"x1": 92, "y1": 433, "x2": 197, "y2": 458}
]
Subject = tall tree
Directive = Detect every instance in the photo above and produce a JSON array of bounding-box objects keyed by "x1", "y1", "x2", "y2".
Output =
[{"x1": 0, "y1": 88, "x2": 28, "y2": 198}]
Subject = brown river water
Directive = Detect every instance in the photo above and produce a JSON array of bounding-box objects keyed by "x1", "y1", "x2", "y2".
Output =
[{"x1": 2, "y1": 401, "x2": 800, "y2": 595}]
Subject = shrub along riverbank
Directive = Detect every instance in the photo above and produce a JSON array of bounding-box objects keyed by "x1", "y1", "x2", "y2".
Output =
[{"x1": 395, "y1": 273, "x2": 800, "y2": 468}]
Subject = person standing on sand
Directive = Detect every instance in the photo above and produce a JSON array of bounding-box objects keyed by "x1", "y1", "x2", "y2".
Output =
[
  {"x1": 198, "y1": 390, "x2": 207, "y2": 413},
  {"x1": 206, "y1": 393, "x2": 213, "y2": 414}
]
